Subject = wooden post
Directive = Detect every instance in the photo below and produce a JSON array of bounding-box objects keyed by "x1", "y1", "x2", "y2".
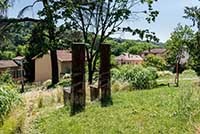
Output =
[
  {"x1": 71, "y1": 43, "x2": 86, "y2": 115},
  {"x1": 175, "y1": 63, "x2": 179, "y2": 87},
  {"x1": 99, "y1": 44, "x2": 112, "y2": 106}
]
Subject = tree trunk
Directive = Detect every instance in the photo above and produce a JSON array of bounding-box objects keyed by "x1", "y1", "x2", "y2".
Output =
[
  {"x1": 88, "y1": 60, "x2": 94, "y2": 84},
  {"x1": 42, "y1": 0, "x2": 59, "y2": 85},
  {"x1": 175, "y1": 62, "x2": 179, "y2": 87},
  {"x1": 88, "y1": 70, "x2": 94, "y2": 85},
  {"x1": 50, "y1": 49, "x2": 59, "y2": 84}
]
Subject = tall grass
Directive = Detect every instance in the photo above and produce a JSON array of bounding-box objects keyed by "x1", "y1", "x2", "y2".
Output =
[{"x1": 0, "y1": 86, "x2": 21, "y2": 125}]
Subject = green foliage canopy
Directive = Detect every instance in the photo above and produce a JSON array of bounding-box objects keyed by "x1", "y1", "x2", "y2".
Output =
[
  {"x1": 184, "y1": 3, "x2": 200, "y2": 76},
  {"x1": 143, "y1": 54, "x2": 166, "y2": 71},
  {"x1": 165, "y1": 24, "x2": 194, "y2": 66}
]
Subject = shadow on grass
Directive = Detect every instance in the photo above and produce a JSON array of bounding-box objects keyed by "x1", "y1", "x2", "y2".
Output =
[
  {"x1": 101, "y1": 97, "x2": 113, "y2": 107},
  {"x1": 157, "y1": 83, "x2": 169, "y2": 87},
  {"x1": 70, "y1": 105, "x2": 86, "y2": 116},
  {"x1": 131, "y1": 83, "x2": 171, "y2": 92}
]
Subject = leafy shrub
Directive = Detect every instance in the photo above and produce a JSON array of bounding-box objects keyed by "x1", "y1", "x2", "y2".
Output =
[
  {"x1": 0, "y1": 86, "x2": 21, "y2": 125},
  {"x1": 0, "y1": 51, "x2": 16, "y2": 60},
  {"x1": 112, "y1": 65, "x2": 158, "y2": 89},
  {"x1": 157, "y1": 71, "x2": 173, "y2": 77},
  {"x1": 0, "y1": 71, "x2": 13, "y2": 84},
  {"x1": 182, "y1": 69, "x2": 197, "y2": 78},
  {"x1": 58, "y1": 78, "x2": 71, "y2": 87},
  {"x1": 146, "y1": 67, "x2": 158, "y2": 80},
  {"x1": 143, "y1": 54, "x2": 166, "y2": 71}
]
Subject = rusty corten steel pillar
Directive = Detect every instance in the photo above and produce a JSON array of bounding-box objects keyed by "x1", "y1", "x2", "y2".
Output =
[
  {"x1": 71, "y1": 43, "x2": 86, "y2": 115},
  {"x1": 99, "y1": 44, "x2": 112, "y2": 106}
]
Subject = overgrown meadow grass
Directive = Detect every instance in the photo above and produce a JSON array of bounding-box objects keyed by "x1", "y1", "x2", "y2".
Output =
[
  {"x1": 1, "y1": 70, "x2": 200, "y2": 134},
  {"x1": 31, "y1": 80, "x2": 200, "y2": 134}
]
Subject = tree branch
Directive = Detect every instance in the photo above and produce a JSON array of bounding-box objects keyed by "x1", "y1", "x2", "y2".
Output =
[{"x1": 0, "y1": 17, "x2": 43, "y2": 23}]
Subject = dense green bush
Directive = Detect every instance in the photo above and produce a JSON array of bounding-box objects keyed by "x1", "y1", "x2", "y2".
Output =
[
  {"x1": 0, "y1": 85, "x2": 21, "y2": 125},
  {"x1": 0, "y1": 71, "x2": 13, "y2": 84},
  {"x1": 112, "y1": 65, "x2": 158, "y2": 89},
  {"x1": 143, "y1": 54, "x2": 166, "y2": 71},
  {"x1": 0, "y1": 51, "x2": 16, "y2": 60}
]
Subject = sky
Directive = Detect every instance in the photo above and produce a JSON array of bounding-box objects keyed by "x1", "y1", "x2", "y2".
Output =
[{"x1": 7, "y1": 0, "x2": 200, "y2": 43}]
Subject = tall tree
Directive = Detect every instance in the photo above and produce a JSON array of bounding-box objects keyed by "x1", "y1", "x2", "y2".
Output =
[
  {"x1": 18, "y1": 0, "x2": 63, "y2": 84},
  {"x1": 0, "y1": 1, "x2": 42, "y2": 52},
  {"x1": 58, "y1": 0, "x2": 159, "y2": 84},
  {"x1": 184, "y1": 5, "x2": 200, "y2": 76},
  {"x1": 165, "y1": 24, "x2": 194, "y2": 66},
  {"x1": 165, "y1": 24, "x2": 194, "y2": 86},
  {"x1": 41, "y1": 0, "x2": 59, "y2": 84}
]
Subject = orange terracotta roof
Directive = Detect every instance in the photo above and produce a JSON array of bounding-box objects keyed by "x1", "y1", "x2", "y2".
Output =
[
  {"x1": 116, "y1": 53, "x2": 143, "y2": 61},
  {"x1": 0, "y1": 60, "x2": 18, "y2": 69},
  {"x1": 142, "y1": 48, "x2": 166, "y2": 54},
  {"x1": 57, "y1": 50, "x2": 72, "y2": 62},
  {"x1": 32, "y1": 50, "x2": 72, "y2": 62}
]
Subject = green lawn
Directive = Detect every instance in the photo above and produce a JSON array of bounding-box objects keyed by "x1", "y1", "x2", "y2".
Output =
[{"x1": 31, "y1": 80, "x2": 200, "y2": 134}]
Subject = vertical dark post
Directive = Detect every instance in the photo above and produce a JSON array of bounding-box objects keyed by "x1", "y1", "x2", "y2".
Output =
[
  {"x1": 176, "y1": 63, "x2": 179, "y2": 87},
  {"x1": 71, "y1": 43, "x2": 86, "y2": 115},
  {"x1": 100, "y1": 44, "x2": 112, "y2": 106},
  {"x1": 20, "y1": 58, "x2": 25, "y2": 93}
]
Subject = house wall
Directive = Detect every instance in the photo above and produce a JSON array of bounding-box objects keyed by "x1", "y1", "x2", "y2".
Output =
[
  {"x1": 34, "y1": 54, "x2": 72, "y2": 82},
  {"x1": 59, "y1": 61, "x2": 72, "y2": 77},
  {"x1": 117, "y1": 60, "x2": 143, "y2": 65},
  {"x1": 0, "y1": 67, "x2": 24, "y2": 80},
  {"x1": 35, "y1": 54, "x2": 52, "y2": 82},
  {"x1": 130, "y1": 60, "x2": 143, "y2": 65},
  {"x1": 141, "y1": 53, "x2": 164, "y2": 58}
]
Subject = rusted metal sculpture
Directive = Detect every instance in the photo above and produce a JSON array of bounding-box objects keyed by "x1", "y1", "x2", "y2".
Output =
[
  {"x1": 71, "y1": 43, "x2": 86, "y2": 115},
  {"x1": 99, "y1": 44, "x2": 112, "y2": 106}
]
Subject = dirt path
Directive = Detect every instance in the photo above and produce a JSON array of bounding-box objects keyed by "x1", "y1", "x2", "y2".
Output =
[{"x1": 21, "y1": 88, "x2": 63, "y2": 134}]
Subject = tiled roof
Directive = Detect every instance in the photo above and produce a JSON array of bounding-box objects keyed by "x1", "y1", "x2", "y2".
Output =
[
  {"x1": 142, "y1": 48, "x2": 166, "y2": 54},
  {"x1": 0, "y1": 60, "x2": 18, "y2": 69},
  {"x1": 116, "y1": 53, "x2": 143, "y2": 61},
  {"x1": 57, "y1": 50, "x2": 72, "y2": 62},
  {"x1": 32, "y1": 50, "x2": 72, "y2": 62},
  {"x1": 13, "y1": 56, "x2": 25, "y2": 60}
]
